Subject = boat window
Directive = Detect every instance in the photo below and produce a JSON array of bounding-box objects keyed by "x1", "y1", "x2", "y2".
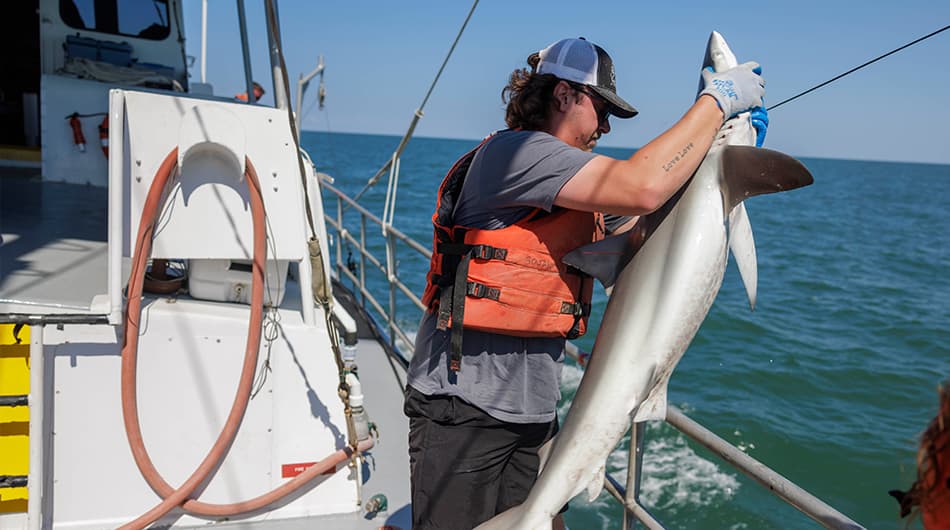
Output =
[{"x1": 59, "y1": 0, "x2": 171, "y2": 40}]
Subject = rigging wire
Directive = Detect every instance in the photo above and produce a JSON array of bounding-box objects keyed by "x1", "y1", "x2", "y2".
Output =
[
  {"x1": 350, "y1": 0, "x2": 480, "y2": 204},
  {"x1": 769, "y1": 24, "x2": 950, "y2": 111}
]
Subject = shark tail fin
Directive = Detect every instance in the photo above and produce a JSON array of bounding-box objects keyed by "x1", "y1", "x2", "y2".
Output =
[{"x1": 474, "y1": 504, "x2": 553, "y2": 530}]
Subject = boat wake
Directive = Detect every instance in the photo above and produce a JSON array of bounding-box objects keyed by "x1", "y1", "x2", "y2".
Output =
[{"x1": 559, "y1": 365, "x2": 740, "y2": 518}]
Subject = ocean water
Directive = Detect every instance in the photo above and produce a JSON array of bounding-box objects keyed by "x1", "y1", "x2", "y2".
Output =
[{"x1": 303, "y1": 130, "x2": 950, "y2": 530}]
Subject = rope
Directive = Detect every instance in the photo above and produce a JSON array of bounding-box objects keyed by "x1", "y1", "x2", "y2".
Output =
[
  {"x1": 351, "y1": 0, "x2": 480, "y2": 204},
  {"x1": 419, "y1": 0, "x2": 480, "y2": 110},
  {"x1": 769, "y1": 24, "x2": 950, "y2": 110}
]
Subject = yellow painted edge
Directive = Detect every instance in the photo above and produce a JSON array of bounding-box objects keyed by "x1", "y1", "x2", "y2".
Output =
[
  {"x1": 0, "y1": 324, "x2": 29, "y2": 511},
  {"x1": 0, "y1": 145, "x2": 41, "y2": 163}
]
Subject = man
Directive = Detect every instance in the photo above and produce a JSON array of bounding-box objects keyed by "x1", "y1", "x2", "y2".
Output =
[
  {"x1": 234, "y1": 81, "x2": 265, "y2": 102},
  {"x1": 405, "y1": 37, "x2": 766, "y2": 529}
]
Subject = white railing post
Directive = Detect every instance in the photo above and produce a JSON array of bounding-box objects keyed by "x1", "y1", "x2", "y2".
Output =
[
  {"x1": 359, "y1": 216, "x2": 367, "y2": 306},
  {"x1": 385, "y1": 232, "x2": 397, "y2": 350},
  {"x1": 623, "y1": 422, "x2": 646, "y2": 530},
  {"x1": 27, "y1": 325, "x2": 46, "y2": 530},
  {"x1": 335, "y1": 197, "x2": 343, "y2": 280}
]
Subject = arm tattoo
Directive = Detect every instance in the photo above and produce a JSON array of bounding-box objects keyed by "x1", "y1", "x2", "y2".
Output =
[{"x1": 662, "y1": 142, "x2": 694, "y2": 173}]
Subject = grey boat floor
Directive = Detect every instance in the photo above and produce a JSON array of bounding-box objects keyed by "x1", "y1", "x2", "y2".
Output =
[{"x1": 1, "y1": 173, "x2": 109, "y2": 314}]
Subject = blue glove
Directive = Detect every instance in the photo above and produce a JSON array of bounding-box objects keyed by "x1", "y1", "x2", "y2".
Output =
[
  {"x1": 749, "y1": 106, "x2": 768, "y2": 147},
  {"x1": 698, "y1": 62, "x2": 766, "y2": 121}
]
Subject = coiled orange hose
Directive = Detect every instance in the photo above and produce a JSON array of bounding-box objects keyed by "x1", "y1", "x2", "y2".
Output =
[{"x1": 120, "y1": 150, "x2": 372, "y2": 528}]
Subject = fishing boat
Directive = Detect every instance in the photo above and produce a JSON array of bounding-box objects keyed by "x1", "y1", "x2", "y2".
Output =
[
  {"x1": 0, "y1": 1, "x2": 874, "y2": 529},
  {"x1": 0, "y1": 1, "x2": 409, "y2": 528}
]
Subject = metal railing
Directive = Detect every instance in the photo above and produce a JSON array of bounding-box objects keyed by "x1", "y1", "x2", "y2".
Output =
[
  {"x1": 318, "y1": 181, "x2": 865, "y2": 530},
  {"x1": 561, "y1": 344, "x2": 865, "y2": 530},
  {"x1": 321, "y1": 180, "x2": 429, "y2": 363}
]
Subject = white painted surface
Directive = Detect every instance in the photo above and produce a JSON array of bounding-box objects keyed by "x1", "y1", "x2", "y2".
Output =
[
  {"x1": 40, "y1": 75, "x2": 111, "y2": 186},
  {"x1": 47, "y1": 302, "x2": 358, "y2": 528},
  {"x1": 119, "y1": 90, "x2": 308, "y2": 262}
]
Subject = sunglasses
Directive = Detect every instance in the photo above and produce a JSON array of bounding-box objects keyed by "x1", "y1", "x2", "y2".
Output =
[{"x1": 570, "y1": 83, "x2": 611, "y2": 125}]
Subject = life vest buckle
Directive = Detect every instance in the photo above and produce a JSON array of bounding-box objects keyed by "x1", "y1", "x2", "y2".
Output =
[
  {"x1": 560, "y1": 301, "x2": 590, "y2": 317},
  {"x1": 471, "y1": 244, "x2": 507, "y2": 261},
  {"x1": 466, "y1": 282, "x2": 501, "y2": 300}
]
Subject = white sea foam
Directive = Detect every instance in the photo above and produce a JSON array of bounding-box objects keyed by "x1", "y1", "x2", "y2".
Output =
[
  {"x1": 602, "y1": 429, "x2": 741, "y2": 515},
  {"x1": 560, "y1": 362, "x2": 585, "y2": 393},
  {"x1": 559, "y1": 365, "x2": 739, "y2": 516},
  {"x1": 558, "y1": 362, "x2": 585, "y2": 418},
  {"x1": 638, "y1": 436, "x2": 740, "y2": 511}
]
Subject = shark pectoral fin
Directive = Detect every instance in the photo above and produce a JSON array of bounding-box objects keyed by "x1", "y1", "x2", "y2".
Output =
[
  {"x1": 586, "y1": 465, "x2": 606, "y2": 502},
  {"x1": 728, "y1": 203, "x2": 758, "y2": 310},
  {"x1": 720, "y1": 145, "x2": 814, "y2": 213},
  {"x1": 562, "y1": 231, "x2": 637, "y2": 289},
  {"x1": 563, "y1": 189, "x2": 685, "y2": 290}
]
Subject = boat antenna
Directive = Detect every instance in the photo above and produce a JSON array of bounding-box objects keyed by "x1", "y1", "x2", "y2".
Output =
[
  {"x1": 350, "y1": 0, "x2": 480, "y2": 203},
  {"x1": 769, "y1": 24, "x2": 949, "y2": 111}
]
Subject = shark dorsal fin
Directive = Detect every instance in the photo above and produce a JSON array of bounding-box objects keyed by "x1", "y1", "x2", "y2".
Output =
[{"x1": 720, "y1": 146, "x2": 814, "y2": 212}]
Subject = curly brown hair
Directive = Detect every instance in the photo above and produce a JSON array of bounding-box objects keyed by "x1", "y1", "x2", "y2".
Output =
[{"x1": 502, "y1": 52, "x2": 562, "y2": 130}]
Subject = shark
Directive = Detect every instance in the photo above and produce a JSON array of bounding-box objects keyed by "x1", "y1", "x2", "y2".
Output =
[{"x1": 474, "y1": 32, "x2": 814, "y2": 530}]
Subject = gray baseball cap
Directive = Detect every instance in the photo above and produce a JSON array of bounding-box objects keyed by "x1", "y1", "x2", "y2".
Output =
[{"x1": 536, "y1": 37, "x2": 638, "y2": 119}]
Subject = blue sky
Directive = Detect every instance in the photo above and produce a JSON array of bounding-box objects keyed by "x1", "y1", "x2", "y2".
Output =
[{"x1": 183, "y1": 1, "x2": 950, "y2": 165}]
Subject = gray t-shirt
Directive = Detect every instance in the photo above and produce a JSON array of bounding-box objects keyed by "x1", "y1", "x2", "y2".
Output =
[{"x1": 407, "y1": 130, "x2": 598, "y2": 424}]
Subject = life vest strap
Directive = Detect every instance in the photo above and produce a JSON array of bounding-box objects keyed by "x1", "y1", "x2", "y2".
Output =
[
  {"x1": 437, "y1": 242, "x2": 508, "y2": 261},
  {"x1": 448, "y1": 253, "x2": 472, "y2": 372},
  {"x1": 436, "y1": 286, "x2": 453, "y2": 330}
]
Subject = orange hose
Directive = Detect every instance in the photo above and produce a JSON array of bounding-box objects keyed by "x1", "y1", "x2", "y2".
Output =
[{"x1": 120, "y1": 152, "x2": 370, "y2": 528}]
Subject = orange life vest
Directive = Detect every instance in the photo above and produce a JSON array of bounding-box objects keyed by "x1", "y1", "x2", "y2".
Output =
[{"x1": 421, "y1": 137, "x2": 605, "y2": 371}]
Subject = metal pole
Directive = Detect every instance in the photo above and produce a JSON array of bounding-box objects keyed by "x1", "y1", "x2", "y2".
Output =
[
  {"x1": 666, "y1": 406, "x2": 865, "y2": 530},
  {"x1": 623, "y1": 422, "x2": 646, "y2": 529},
  {"x1": 263, "y1": 0, "x2": 288, "y2": 109},
  {"x1": 387, "y1": 233, "x2": 397, "y2": 349},
  {"x1": 107, "y1": 91, "x2": 125, "y2": 325},
  {"x1": 359, "y1": 216, "x2": 367, "y2": 306},
  {"x1": 235, "y1": 0, "x2": 255, "y2": 104},
  {"x1": 295, "y1": 56, "x2": 325, "y2": 133},
  {"x1": 604, "y1": 474, "x2": 664, "y2": 530},
  {"x1": 336, "y1": 197, "x2": 343, "y2": 281},
  {"x1": 200, "y1": 0, "x2": 207, "y2": 83}
]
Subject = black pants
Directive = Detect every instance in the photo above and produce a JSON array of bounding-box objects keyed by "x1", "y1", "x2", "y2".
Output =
[{"x1": 404, "y1": 387, "x2": 558, "y2": 530}]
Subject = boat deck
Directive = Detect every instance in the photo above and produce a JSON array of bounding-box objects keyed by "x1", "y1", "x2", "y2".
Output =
[{"x1": 1, "y1": 173, "x2": 108, "y2": 314}]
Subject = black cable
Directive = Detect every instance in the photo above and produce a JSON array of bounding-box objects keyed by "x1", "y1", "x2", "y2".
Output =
[{"x1": 769, "y1": 24, "x2": 950, "y2": 111}]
